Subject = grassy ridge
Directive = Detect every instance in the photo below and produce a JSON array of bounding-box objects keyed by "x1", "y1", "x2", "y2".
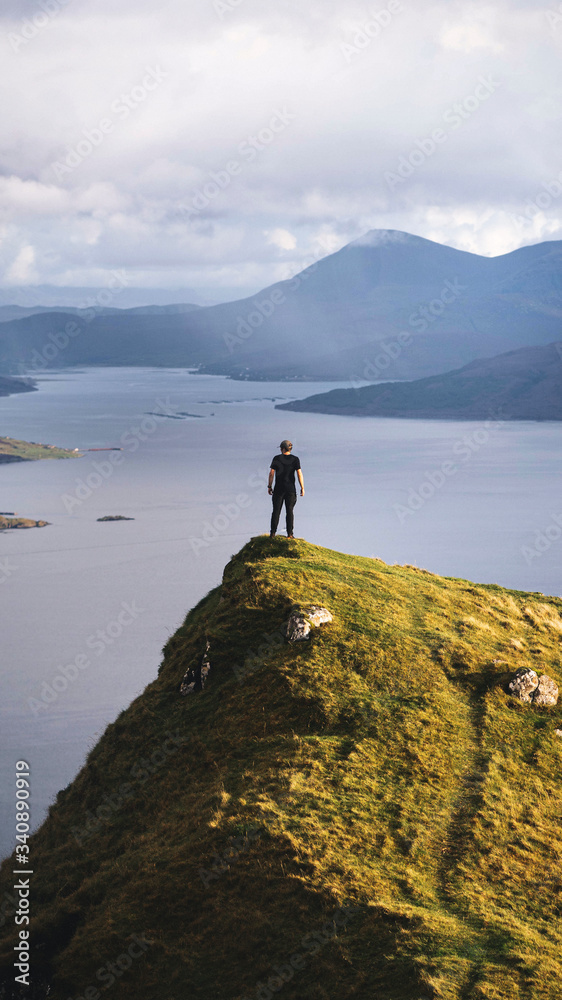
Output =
[{"x1": 1, "y1": 536, "x2": 561, "y2": 999}]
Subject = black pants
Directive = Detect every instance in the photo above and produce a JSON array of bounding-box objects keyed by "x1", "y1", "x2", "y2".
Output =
[{"x1": 271, "y1": 491, "x2": 297, "y2": 536}]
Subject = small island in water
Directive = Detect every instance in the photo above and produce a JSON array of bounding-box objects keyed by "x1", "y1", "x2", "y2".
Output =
[
  {"x1": 0, "y1": 437, "x2": 80, "y2": 526},
  {"x1": 0, "y1": 514, "x2": 50, "y2": 530},
  {"x1": 97, "y1": 515, "x2": 135, "y2": 521}
]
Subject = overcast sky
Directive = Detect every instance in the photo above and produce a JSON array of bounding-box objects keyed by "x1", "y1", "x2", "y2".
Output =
[{"x1": 1, "y1": 0, "x2": 561, "y2": 303}]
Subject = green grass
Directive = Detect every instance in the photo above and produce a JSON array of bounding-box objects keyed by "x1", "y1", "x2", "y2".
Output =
[
  {"x1": 0, "y1": 436, "x2": 80, "y2": 461},
  {"x1": 1, "y1": 536, "x2": 561, "y2": 1000}
]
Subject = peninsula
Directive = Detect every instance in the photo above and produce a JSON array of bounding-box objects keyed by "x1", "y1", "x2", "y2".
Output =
[
  {"x1": 0, "y1": 436, "x2": 81, "y2": 463},
  {"x1": 0, "y1": 374, "x2": 36, "y2": 398},
  {"x1": 277, "y1": 341, "x2": 562, "y2": 420}
]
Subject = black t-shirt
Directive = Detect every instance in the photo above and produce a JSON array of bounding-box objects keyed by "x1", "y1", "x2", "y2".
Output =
[{"x1": 270, "y1": 454, "x2": 301, "y2": 493}]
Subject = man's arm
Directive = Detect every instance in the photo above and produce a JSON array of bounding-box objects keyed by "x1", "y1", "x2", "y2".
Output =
[
  {"x1": 268, "y1": 468, "x2": 275, "y2": 495},
  {"x1": 297, "y1": 469, "x2": 304, "y2": 496}
]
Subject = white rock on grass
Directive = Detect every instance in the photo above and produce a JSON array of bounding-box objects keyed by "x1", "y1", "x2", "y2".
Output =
[
  {"x1": 507, "y1": 668, "x2": 559, "y2": 707},
  {"x1": 286, "y1": 606, "x2": 333, "y2": 643},
  {"x1": 508, "y1": 668, "x2": 539, "y2": 703},
  {"x1": 532, "y1": 674, "x2": 559, "y2": 707}
]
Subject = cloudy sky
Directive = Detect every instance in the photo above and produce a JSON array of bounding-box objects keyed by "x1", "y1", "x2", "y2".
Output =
[{"x1": 1, "y1": 0, "x2": 561, "y2": 304}]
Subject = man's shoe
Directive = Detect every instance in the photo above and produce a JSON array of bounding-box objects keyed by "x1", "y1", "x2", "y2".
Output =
[
  {"x1": 287, "y1": 534, "x2": 294, "y2": 539},
  {"x1": 270, "y1": 532, "x2": 276, "y2": 538}
]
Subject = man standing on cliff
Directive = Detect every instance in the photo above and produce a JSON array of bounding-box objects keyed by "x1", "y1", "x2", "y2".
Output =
[{"x1": 268, "y1": 440, "x2": 304, "y2": 539}]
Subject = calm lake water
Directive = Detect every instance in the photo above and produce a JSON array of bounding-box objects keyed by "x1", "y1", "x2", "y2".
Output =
[{"x1": 1, "y1": 367, "x2": 561, "y2": 858}]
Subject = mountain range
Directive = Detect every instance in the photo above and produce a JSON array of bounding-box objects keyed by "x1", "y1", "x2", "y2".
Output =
[
  {"x1": 277, "y1": 341, "x2": 562, "y2": 420},
  {"x1": 0, "y1": 304, "x2": 200, "y2": 324},
  {"x1": 0, "y1": 231, "x2": 561, "y2": 381}
]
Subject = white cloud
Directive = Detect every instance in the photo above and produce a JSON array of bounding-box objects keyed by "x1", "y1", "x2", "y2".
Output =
[
  {"x1": 0, "y1": 0, "x2": 560, "y2": 296},
  {"x1": 0, "y1": 177, "x2": 68, "y2": 218},
  {"x1": 73, "y1": 182, "x2": 131, "y2": 214},
  {"x1": 439, "y1": 6, "x2": 505, "y2": 54},
  {"x1": 5, "y1": 245, "x2": 38, "y2": 284},
  {"x1": 266, "y1": 228, "x2": 297, "y2": 250}
]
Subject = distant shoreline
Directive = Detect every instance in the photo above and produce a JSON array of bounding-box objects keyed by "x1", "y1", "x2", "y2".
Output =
[
  {"x1": 0, "y1": 436, "x2": 82, "y2": 462},
  {"x1": 0, "y1": 373, "x2": 37, "y2": 398},
  {"x1": 277, "y1": 342, "x2": 562, "y2": 422}
]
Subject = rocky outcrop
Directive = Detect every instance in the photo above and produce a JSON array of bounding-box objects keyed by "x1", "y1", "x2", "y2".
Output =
[
  {"x1": 508, "y1": 668, "x2": 539, "y2": 703},
  {"x1": 533, "y1": 675, "x2": 559, "y2": 707},
  {"x1": 285, "y1": 606, "x2": 333, "y2": 643},
  {"x1": 180, "y1": 642, "x2": 211, "y2": 695},
  {"x1": 507, "y1": 668, "x2": 559, "y2": 706}
]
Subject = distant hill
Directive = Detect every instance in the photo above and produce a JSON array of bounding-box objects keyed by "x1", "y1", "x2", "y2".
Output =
[
  {"x1": 0, "y1": 303, "x2": 201, "y2": 324},
  {"x1": 0, "y1": 305, "x2": 121, "y2": 323},
  {"x1": 117, "y1": 303, "x2": 201, "y2": 316},
  {"x1": 0, "y1": 310, "x2": 212, "y2": 373},
  {"x1": 0, "y1": 282, "x2": 206, "y2": 310},
  {"x1": 1, "y1": 536, "x2": 561, "y2": 999},
  {"x1": 0, "y1": 231, "x2": 561, "y2": 380},
  {"x1": 277, "y1": 342, "x2": 562, "y2": 420}
]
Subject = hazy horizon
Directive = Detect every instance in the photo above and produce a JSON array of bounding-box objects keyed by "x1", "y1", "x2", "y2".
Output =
[{"x1": 1, "y1": 226, "x2": 560, "y2": 311}]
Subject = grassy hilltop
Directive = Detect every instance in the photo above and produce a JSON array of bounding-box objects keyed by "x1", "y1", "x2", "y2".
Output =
[{"x1": 1, "y1": 537, "x2": 562, "y2": 999}]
